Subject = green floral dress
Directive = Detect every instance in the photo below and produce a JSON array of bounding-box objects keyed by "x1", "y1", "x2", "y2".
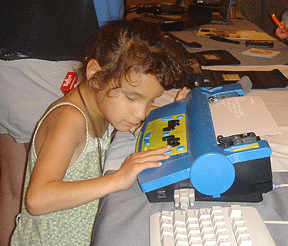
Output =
[{"x1": 11, "y1": 102, "x2": 114, "y2": 246}]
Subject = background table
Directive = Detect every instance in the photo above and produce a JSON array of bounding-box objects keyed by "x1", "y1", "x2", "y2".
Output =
[{"x1": 170, "y1": 15, "x2": 288, "y2": 66}]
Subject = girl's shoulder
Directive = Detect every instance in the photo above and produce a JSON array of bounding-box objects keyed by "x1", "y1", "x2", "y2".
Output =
[
  {"x1": 42, "y1": 101, "x2": 87, "y2": 134},
  {"x1": 43, "y1": 91, "x2": 87, "y2": 126},
  {"x1": 34, "y1": 100, "x2": 88, "y2": 149},
  {"x1": 46, "y1": 101, "x2": 85, "y2": 118}
]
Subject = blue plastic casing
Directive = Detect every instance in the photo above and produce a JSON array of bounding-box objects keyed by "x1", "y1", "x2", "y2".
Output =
[{"x1": 136, "y1": 84, "x2": 272, "y2": 198}]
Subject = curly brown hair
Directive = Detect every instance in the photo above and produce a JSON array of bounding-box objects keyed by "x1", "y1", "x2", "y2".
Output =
[{"x1": 79, "y1": 19, "x2": 186, "y2": 91}]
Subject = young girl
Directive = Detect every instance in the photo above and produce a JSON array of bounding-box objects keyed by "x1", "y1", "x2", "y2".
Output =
[{"x1": 11, "y1": 19, "x2": 188, "y2": 245}]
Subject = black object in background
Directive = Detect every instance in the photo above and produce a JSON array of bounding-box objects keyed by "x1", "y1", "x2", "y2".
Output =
[
  {"x1": 192, "y1": 0, "x2": 222, "y2": 12},
  {"x1": 136, "y1": 5, "x2": 163, "y2": 15},
  {"x1": 202, "y1": 69, "x2": 288, "y2": 89},
  {"x1": 209, "y1": 36, "x2": 240, "y2": 44},
  {"x1": 187, "y1": 5, "x2": 213, "y2": 25},
  {"x1": 246, "y1": 40, "x2": 274, "y2": 48},
  {"x1": 137, "y1": 14, "x2": 185, "y2": 32},
  {"x1": 166, "y1": 33, "x2": 202, "y2": 48},
  {"x1": 189, "y1": 50, "x2": 241, "y2": 66}
]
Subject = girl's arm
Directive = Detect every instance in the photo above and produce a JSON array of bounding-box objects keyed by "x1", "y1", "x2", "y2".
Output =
[
  {"x1": 174, "y1": 86, "x2": 189, "y2": 101},
  {"x1": 26, "y1": 106, "x2": 170, "y2": 215}
]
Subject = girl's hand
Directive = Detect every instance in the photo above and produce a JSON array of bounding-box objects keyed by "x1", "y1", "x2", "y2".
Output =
[
  {"x1": 275, "y1": 21, "x2": 288, "y2": 40},
  {"x1": 114, "y1": 145, "x2": 171, "y2": 190},
  {"x1": 174, "y1": 86, "x2": 189, "y2": 101}
]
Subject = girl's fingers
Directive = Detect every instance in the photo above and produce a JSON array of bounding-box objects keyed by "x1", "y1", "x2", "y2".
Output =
[
  {"x1": 122, "y1": 146, "x2": 171, "y2": 170},
  {"x1": 139, "y1": 145, "x2": 170, "y2": 155},
  {"x1": 135, "y1": 146, "x2": 171, "y2": 160},
  {"x1": 134, "y1": 161, "x2": 162, "y2": 174}
]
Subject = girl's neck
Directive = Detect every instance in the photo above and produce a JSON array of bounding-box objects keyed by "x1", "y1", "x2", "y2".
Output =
[{"x1": 76, "y1": 83, "x2": 108, "y2": 138}]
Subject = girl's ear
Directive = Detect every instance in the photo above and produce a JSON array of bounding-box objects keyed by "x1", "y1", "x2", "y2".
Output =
[{"x1": 86, "y1": 59, "x2": 101, "y2": 80}]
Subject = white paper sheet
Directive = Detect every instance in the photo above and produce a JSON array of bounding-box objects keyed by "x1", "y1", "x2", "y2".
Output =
[{"x1": 210, "y1": 96, "x2": 282, "y2": 138}]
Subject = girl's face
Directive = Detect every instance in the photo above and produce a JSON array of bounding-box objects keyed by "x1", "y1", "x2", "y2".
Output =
[{"x1": 96, "y1": 71, "x2": 164, "y2": 132}]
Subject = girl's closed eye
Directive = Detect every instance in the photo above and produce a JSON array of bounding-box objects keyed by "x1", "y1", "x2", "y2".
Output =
[
  {"x1": 125, "y1": 94, "x2": 155, "y2": 104},
  {"x1": 125, "y1": 94, "x2": 137, "y2": 101}
]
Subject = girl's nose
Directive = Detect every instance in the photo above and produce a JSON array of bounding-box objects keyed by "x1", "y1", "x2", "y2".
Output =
[{"x1": 134, "y1": 105, "x2": 147, "y2": 122}]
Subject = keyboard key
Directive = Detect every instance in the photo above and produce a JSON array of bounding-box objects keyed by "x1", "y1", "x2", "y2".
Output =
[
  {"x1": 216, "y1": 231, "x2": 230, "y2": 241},
  {"x1": 218, "y1": 238, "x2": 232, "y2": 246},
  {"x1": 161, "y1": 211, "x2": 173, "y2": 219},
  {"x1": 235, "y1": 230, "x2": 250, "y2": 242},
  {"x1": 175, "y1": 235, "x2": 189, "y2": 246},
  {"x1": 186, "y1": 210, "x2": 198, "y2": 223},
  {"x1": 161, "y1": 217, "x2": 173, "y2": 226},
  {"x1": 199, "y1": 208, "x2": 211, "y2": 220},
  {"x1": 211, "y1": 212, "x2": 224, "y2": 221},
  {"x1": 188, "y1": 232, "x2": 202, "y2": 242},
  {"x1": 174, "y1": 230, "x2": 188, "y2": 241},
  {"x1": 233, "y1": 224, "x2": 248, "y2": 234},
  {"x1": 201, "y1": 230, "x2": 215, "y2": 240},
  {"x1": 237, "y1": 237, "x2": 252, "y2": 246},
  {"x1": 213, "y1": 218, "x2": 226, "y2": 228},
  {"x1": 173, "y1": 210, "x2": 186, "y2": 226},
  {"x1": 200, "y1": 224, "x2": 214, "y2": 233},
  {"x1": 215, "y1": 225, "x2": 228, "y2": 234},
  {"x1": 203, "y1": 237, "x2": 217, "y2": 245},
  {"x1": 162, "y1": 234, "x2": 175, "y2": 246},
  {"x1": 231, "y1": 218, "x2": 245, "y2": 228},
  {"x1": 174, "y1": 224, "x2": 187, "y2": 234},
  {"x1": 187, "y1": 225, "x2": 201, "y2": 236},
  {"x1": 189, "y1": 240, "x2": 202, "y2": 246},
  {"x1": 161, "y1": 225, "x2": 173, "y2": 238},
  {"x1": 228, "y1": 205, "x2": 242, "y2": 218}
]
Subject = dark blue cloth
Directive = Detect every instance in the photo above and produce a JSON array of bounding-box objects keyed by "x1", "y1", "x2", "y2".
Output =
[{"x1": 94, "y1": 0, "x2": 124, "y2": 27}]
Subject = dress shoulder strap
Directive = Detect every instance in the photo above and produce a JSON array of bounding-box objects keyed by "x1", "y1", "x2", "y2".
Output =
[{"x1": 32, "y1": 102, "x2": 89, "y2": 145}]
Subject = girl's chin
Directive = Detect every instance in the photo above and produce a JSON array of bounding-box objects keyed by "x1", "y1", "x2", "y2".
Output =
[{"x1": 116, "y1": 123, "x2": 140, "y2": 132}]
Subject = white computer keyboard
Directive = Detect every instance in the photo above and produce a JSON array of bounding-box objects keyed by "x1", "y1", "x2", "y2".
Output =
[{"x1": 150, "y1": 205, "x2": 276, "y2": 246}]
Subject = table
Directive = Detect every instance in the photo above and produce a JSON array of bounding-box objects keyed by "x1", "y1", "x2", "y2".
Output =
[
  {"x1": 91, "y1": 14, "x2": 288, "y2": 246},
  {"x1": 170, "y1": 14, "x2": 288, "y2": 66}
]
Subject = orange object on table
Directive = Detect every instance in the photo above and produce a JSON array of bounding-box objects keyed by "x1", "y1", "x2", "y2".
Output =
[{"x1": 271, "y1": 13, "x2": 287, "y2": 34}]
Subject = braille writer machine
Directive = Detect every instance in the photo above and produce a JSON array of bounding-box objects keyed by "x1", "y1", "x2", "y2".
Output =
[{"x1": 136, "y1": 77, "x2": 273, "y2": 206}]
